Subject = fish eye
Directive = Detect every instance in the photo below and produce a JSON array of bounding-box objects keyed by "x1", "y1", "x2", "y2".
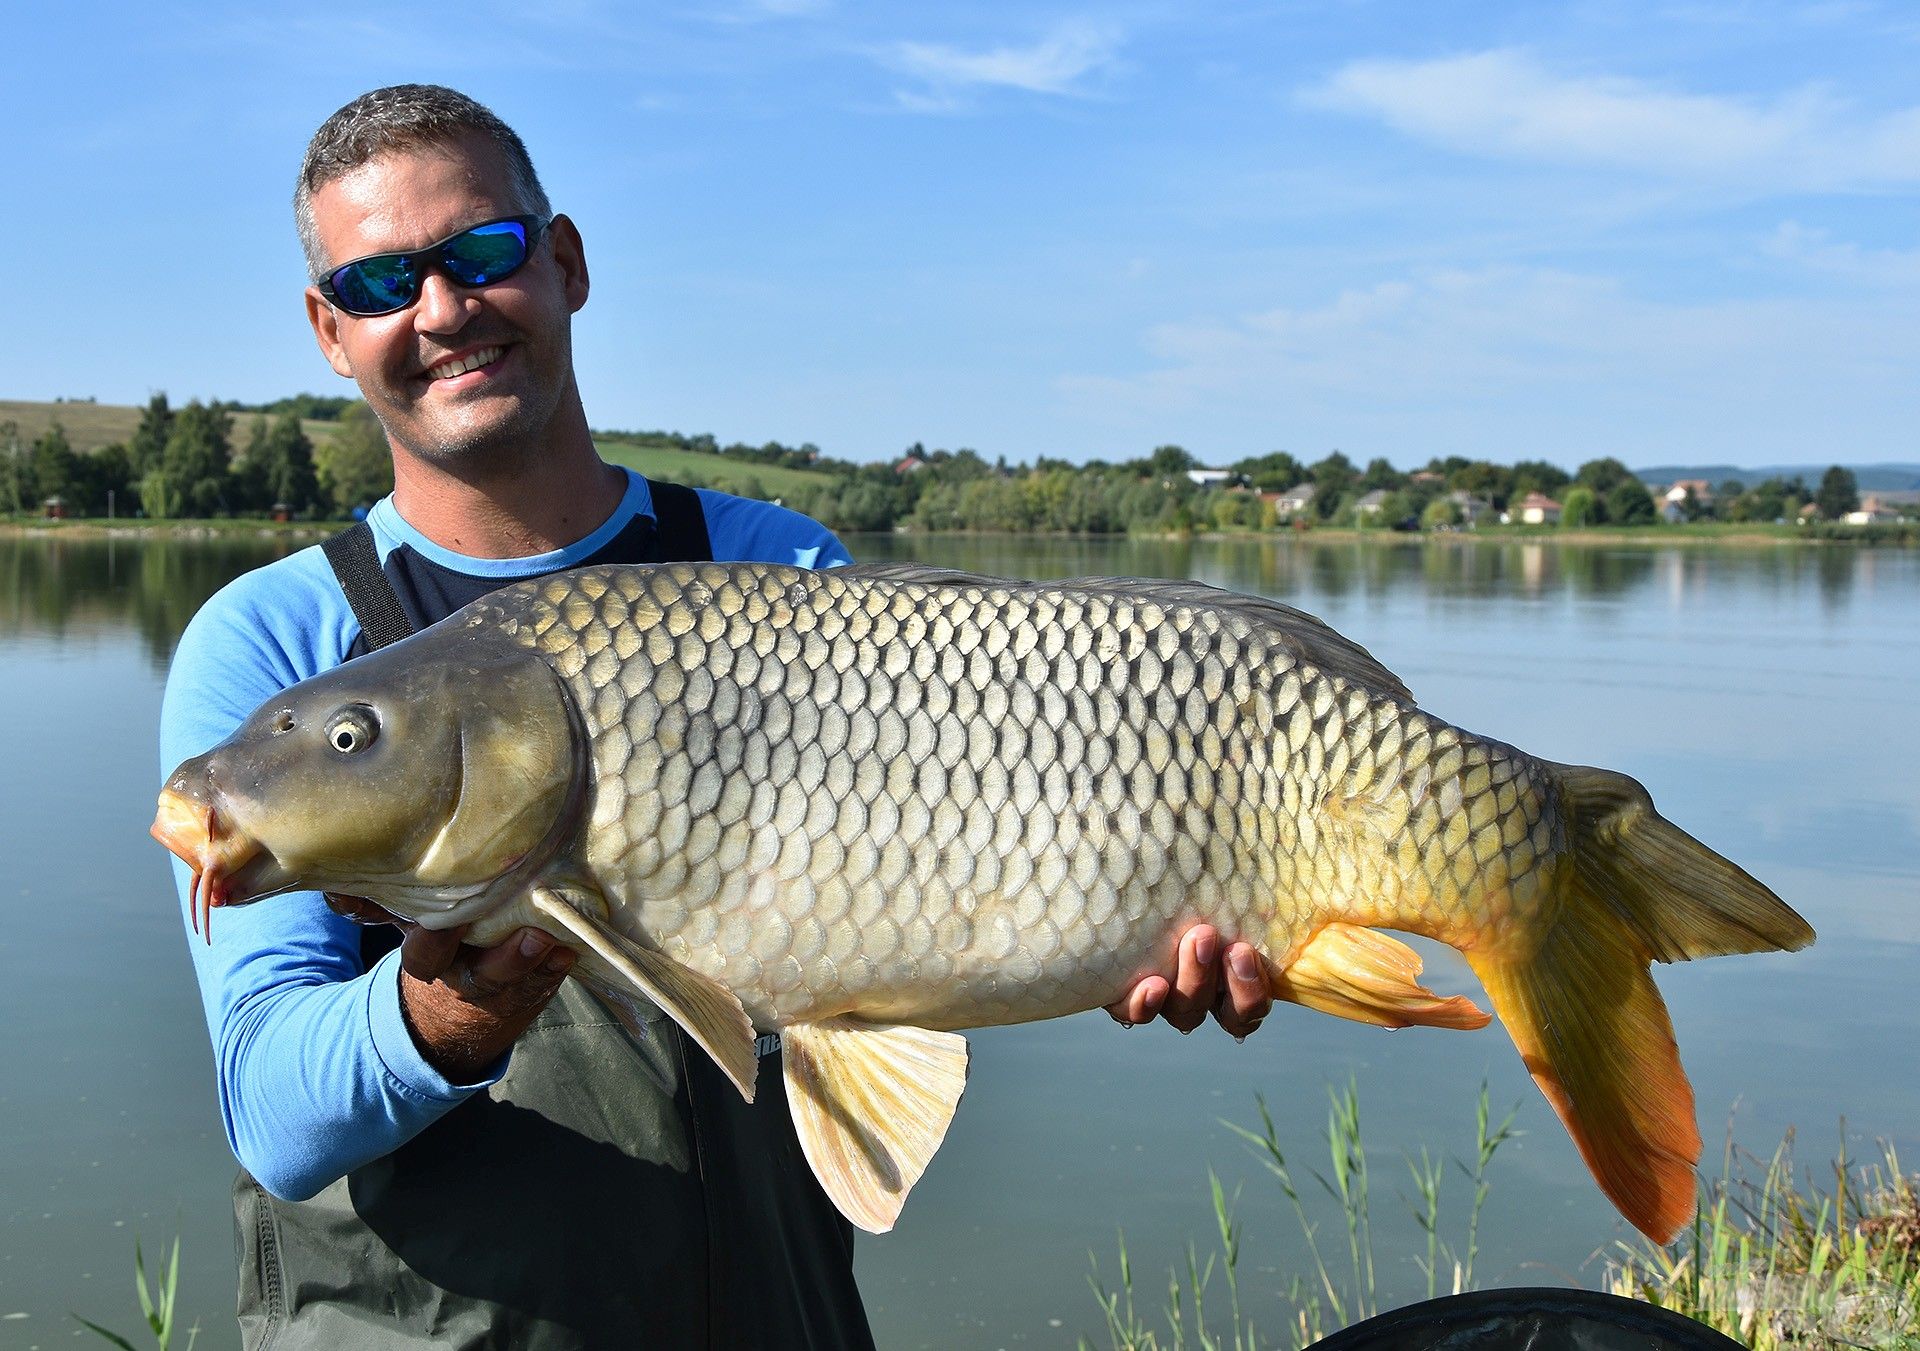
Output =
[{"x1": 325, "y1": 706, "x2": 380, "y2": 755}]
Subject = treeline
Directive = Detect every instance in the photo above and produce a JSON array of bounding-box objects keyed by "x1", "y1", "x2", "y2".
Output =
[
  {"x1": 1, "y1": 394, "x2": 393, "y2": 520},
  {"x1": 3, "y1": 396, "x2": 1893, "y2": 535}
]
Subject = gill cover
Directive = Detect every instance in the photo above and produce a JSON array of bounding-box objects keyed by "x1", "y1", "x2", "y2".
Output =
[{"x1": 176, "y1": 621, "x2": 582, "y2": 909}]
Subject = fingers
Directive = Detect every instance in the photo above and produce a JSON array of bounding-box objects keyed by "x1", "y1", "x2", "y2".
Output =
[
  {"x1": 1105, "y1": 975, "x2": 1169, "y2": 1027},
  {"x1": 1214, "y1": 942, "x2": 1273, "y2": 1040},
  {"x1": 456, "y1": 928, "x2": 576, "y2": 1006},
  {"x1": 1160, "y1": 925, "x2": 1221, "y2": 1034},
  {"x1": 400, "y1": 923, "x2": 469, "y2": 983},
  {"x1": 1104, "y1": 926, "x2": 1274, "y2": 1040}
]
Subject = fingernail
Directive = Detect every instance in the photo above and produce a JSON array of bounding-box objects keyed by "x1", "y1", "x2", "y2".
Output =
[
  {"x1": 1230, "y1": 950, "x2": 1258, "y2": 982},
  {"x1": 1195, "y1": 932, "x2": 1218, "y2": 966},
  {"x1": 1179, "y1": 1026, "x2": 1193, "y2": 1035},
  {"x1": 1234, "y1": 1035, "x2": 1246, "y2": 1045},
  {"x1": 543, "y1": 949, "x2": 574, "y2": 975},
  {"x1": 519, "y1": 931, "x2": 552, "y2": 960},
  {"x1": 1119, "y1": 1019, "x2": 1134, "y2": 1030}
]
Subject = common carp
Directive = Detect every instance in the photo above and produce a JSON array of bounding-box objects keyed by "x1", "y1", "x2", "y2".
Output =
[{"x1": 152, "y1": 561, "x2": 1813, "y2": 1241}]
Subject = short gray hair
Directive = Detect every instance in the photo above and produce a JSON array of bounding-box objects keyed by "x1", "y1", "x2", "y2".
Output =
[{"x1": 294, "y1": 84, "x2": 552, "y2": 280}]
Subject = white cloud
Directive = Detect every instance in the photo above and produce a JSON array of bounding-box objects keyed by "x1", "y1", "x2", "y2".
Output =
[
  {"x1": 1054, "y1": 265, "x2": 1920, "y2": 464},
  {"x1": 1763, "y1": 221, "x2": 1920, "y2": 285},
  {"x1": 881, "y1": 20, "x2": 1120, "y2": 104},
  {"x1": 1301, "y1": 49, "x2": 1920, "y2": 191}
]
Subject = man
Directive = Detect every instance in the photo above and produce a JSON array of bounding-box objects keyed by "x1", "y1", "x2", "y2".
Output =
[{"x1": 162, "y1": 83, "x2": 1270, "y2": 1348}]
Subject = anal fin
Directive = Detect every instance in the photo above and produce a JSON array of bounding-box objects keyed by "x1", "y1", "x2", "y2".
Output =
[
  {"x1": 782, "y1": 1019, "x2": 969, "y2": 1235},
  {"x1": 1274, "y1": 922, "x2": 1489, "y2": 1030},
  {"x1": 528, "y1": 885, "x2": 760, "y2": 1102}
]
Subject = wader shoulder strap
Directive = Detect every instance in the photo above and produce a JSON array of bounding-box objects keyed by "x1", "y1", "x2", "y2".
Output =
[
  {"x1": 321, "y1": 522, "x2": 415, "y2": 652},
  {"x1": 643, "y1": 479, "x2": 714, "y2": 562}
]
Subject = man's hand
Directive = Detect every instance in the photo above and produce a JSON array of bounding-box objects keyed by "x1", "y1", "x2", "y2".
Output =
[
  {"x1": 326, "y1": 895, "x2": 577, "y2": 1082},
  {"x1": 1105, "y1": 924, "x2": 1272, "y2": 1039}
]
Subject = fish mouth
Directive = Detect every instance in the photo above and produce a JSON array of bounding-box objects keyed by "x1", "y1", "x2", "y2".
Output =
[{"x1": 151, "y1": 787, "x2": 280, "y2": 942}]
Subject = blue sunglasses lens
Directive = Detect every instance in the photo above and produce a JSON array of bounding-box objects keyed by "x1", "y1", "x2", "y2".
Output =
[
  {"x1": 441, "y1": 219, "x2": 530, "y2": 285},
  {"x1": 326, "y1": 218, "x2": 537, "y2": 316},
  {"x1": 329, "y1": 255, "x2": 419, "y2": 315}
]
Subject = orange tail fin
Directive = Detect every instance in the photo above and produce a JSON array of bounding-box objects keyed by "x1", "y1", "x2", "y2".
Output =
[{"x1": 1467, "y1": 764, "x2": 1814, "y2": 1243}]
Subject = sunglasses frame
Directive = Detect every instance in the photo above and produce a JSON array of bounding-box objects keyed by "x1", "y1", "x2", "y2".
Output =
[{"x1": 315, "y1": 214, "x2": 552, "y2": 317}]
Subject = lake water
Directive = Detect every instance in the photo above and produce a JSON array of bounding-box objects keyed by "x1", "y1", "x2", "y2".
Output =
[{"x1": 2, "y1": 531, "x2": 1915, "y2": 1349}]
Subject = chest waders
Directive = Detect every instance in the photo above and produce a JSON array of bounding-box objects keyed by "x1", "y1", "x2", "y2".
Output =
[{"x1": 235, "y1": 483, "x2": 874, "y2": 1350}]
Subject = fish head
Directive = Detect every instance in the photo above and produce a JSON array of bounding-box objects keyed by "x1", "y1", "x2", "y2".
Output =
[{"x1": 154, "y1": 622, "x2": 583, "y2": 937}]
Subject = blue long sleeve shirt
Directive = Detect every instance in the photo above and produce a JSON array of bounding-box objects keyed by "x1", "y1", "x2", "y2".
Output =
[{"x1": 160, "y1": 472, "x2": 850, "y2": 1200}]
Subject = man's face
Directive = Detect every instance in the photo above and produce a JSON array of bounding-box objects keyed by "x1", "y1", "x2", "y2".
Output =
[{"x1": 304, "y1": 133, "x2": 588, "y2": 469}]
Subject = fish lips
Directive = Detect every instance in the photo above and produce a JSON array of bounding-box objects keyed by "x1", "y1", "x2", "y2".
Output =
[{"x1": 151, "y1": 786, "x2": 298, "y2": 937}]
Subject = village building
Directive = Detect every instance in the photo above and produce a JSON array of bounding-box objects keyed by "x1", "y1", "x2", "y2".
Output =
[
  {"x1": 1513, "y1": 491, "x2": 1562, "y2": 525},
  {"x1": 1272, "y1": 482, "x2": 1316, "y2": 520}
]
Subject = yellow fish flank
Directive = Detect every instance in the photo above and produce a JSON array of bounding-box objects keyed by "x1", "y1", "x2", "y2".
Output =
[{"x1": 153, "y1": 562, "x2": 1813, "y2": 1242}]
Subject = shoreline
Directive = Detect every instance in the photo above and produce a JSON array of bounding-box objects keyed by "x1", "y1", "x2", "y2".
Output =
[{"x1": 3, "y1": 517, "x2": 1912, "y2": 548}]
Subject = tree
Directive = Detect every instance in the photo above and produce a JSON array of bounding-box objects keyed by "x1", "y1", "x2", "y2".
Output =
[
  {"x1": 1815, "y1": 465, "x2": 1858, "y2": 520},
  {"x1": 258, "y1": 411, "x2": 320, "y2": 514},
  {"x1": 128, "y1": 393, "x2": 174, "y2": 479},
  {"x1": 77, "y1": 443, "x2": 133, "y2": 516},
  {"x1": 314, "y1": 403, "x2": 395, "y2": 515},
  {"x1": 1148, "y1": 444, "x2": 1195, "y2": 480},
  {"x1": 1, "y1": 421, "x2": 30, "y2": 513},
  {"x1": 1359, "y1": 457, "x2": 1402, "y2": 491},
  {"x1": 1561, "y1": 486, "x2": 1598, "y2": 528},
  {"x1": 29, "y1": 422, "x2": 78, "y2": 508},
  {"x1": 1233, "y1": 450, "x2": 1305, "y2": 493},
  {"x1": 1605, "y1": 479, "x2": 1657, "y2": 526},
  {"x1": 1421, "y1": 496, "x2": 1461, "y2": 530},
  {"x1": 1575, "y1": 457, "x2": 1635, "y2": 495},
  {"x1": 1309, "y1": 452, "x2": 1357, "y2": 519},
  {"x1": 160, "y1": 401, "x2": 234, "y2": 516}
]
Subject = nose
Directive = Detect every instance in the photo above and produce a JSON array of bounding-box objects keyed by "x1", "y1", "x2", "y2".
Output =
[{"x1": 412, "y1": 268, "x2": 477, "y2": 334}]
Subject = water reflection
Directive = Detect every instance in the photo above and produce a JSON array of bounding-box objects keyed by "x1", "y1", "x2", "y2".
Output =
[
  {"x1": 0, "y1": 530, "x2": 321, "y2": 670},
  {"x1": 0, "y1": 532, "x2": 1898, "y2": 667}
]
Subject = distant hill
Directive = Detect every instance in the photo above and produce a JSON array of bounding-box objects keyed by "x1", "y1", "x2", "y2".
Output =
[
  {"x1": 1635, "y1": 462, "x2": 1920, "y2": 491},
  {"x1": 0, "y1": 398, "x2": 339, "y2": 455}
]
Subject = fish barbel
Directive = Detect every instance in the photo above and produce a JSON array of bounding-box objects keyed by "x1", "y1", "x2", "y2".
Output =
[{"x1": 152, "y1": 561, "x2": 1813, "y2": 1240}]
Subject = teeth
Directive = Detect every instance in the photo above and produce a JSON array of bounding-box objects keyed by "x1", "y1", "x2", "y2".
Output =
[{"x1": 427, "y1": 346, "x2": 503, "y2": 381}]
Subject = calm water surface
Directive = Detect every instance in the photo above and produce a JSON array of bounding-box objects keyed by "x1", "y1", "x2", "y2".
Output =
[{"x1": 2, "y1": 531, "x2": 1915, "y2": 1349}]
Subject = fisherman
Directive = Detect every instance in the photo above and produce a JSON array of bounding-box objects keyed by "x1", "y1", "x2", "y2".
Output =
[{"x1": 160, "y1": 83, "x2": 1273, "y2": 1348}]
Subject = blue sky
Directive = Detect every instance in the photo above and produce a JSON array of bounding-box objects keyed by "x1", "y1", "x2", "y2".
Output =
[{"x1": 5, "y1": 1, "x2": 1917, "y2": 470}]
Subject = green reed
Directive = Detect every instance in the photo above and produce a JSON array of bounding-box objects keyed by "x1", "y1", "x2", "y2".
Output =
[
  {"x1": 1083, "y1": 1079, "x2": 1517, "y2": 1350},
  {"x1": 1607, "y1": 1128, "x2": 1919, "y2": 1348}
]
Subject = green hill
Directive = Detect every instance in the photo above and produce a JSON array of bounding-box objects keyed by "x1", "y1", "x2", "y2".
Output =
[
  {"x1": 592, "y1": 436, "x2": 837, "y2": 501},
  {"x1": 1, "y1": 399, "x2": 340, "y2": 455}
]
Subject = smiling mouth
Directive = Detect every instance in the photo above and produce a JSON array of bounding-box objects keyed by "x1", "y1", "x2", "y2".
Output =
[{"x1": 424, "y1": 345, "x2": 506, "y2": 382}]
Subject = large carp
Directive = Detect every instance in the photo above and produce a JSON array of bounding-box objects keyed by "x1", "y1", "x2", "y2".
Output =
[{"x1": 153, "y1": 562, "x2": 1812, "y2": 1241}]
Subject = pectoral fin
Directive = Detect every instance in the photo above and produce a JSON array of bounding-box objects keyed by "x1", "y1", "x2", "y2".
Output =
[
  {"x1": 1274, "y1": 922, "x2": 1489, "y2": 1030},
  {"x1": 782, "y1": 1019, "x2": 969, "y2": 1235},
  {"x1": 528, "y1": 886, "x2": 759, "y2": 1101}
]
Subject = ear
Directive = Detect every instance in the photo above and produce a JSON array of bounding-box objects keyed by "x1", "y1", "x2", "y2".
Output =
[
  {"x1": 548, "y1": 214, "x2": 589, "y2": 313},
  {"x1": 305, "y1": 287, "x2": 356, "y2": 379}
]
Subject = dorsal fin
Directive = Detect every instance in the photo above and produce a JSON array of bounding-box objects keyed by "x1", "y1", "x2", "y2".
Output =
[{"x1": 833, "y1": 562, "x2": 1414, "y2": 704}]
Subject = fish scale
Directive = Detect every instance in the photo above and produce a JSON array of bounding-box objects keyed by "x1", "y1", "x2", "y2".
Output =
[{"x1": 154, "y1": 558, "x2": 1814, "y2": 1240}]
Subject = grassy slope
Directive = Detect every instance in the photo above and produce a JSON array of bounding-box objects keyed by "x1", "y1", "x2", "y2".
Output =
[
  {"x1": 0, "y1": 399, "x2": 340, "y2": 455},
  {"x1": 592, "y1": 437, "x2": 835, "y2": 499},
  {"x1": 3, "y1": 400, "x2": 836, "y2": 502}
]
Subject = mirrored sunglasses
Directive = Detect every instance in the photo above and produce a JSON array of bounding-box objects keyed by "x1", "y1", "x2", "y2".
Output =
[{"x1": 316, "y1": 215, "x2": 550, "y2": 317}]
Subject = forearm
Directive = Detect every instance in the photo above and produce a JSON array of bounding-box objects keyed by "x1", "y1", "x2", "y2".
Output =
[{"x1": 182, "y1": 872, "x2": 499, "y2": 1199}]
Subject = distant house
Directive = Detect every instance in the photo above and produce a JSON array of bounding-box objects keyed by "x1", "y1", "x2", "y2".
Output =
[
  {"x1": 1409, "y1": 470, "x2": 1444, "y2": 486},
  {"x1": 1845, "y1": 494, "x2": 1901, "y2": 525},
  {"x1": 1352, "y1": 488, "x2": 1389, "y2": 518},
  {"x1": 1662, "y1": 478, "x2": 1715, "y2": 506},
  {"x1": 41, "y1": 496, "x2": 68, "y2": 520},
  {"x1": 1446, "y1": 490, "x2": 1494, "y2": 527},
  {"x1": 1273, "y1": 482, "x2": 1316, "y2": 519},
  {"x1": 1186, "y1": 468, "x2": 1234, "y2": 488},
  {"x1": 894, "y1": 455, "x2": 926, "y2": 475},
  {"x1": 1516, "y1": 491, "x2": 1562, "y2": 525}
]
